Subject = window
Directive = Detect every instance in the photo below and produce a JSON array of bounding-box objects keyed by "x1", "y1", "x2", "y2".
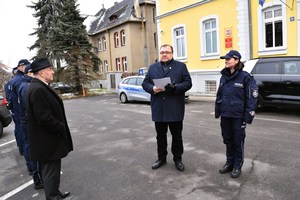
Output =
[
  {"x1": 120, "y1": 30, "x2": 126, "y2": 46},
  {"x1": 172, "y1": 25, "x2": 187, "y2": 59},
  {"x1": 152, "y1": 8, "x2": 156, "y2": 23},
  {"x1": 154, "y1": 32, "x2": 157, "y2": 48},
  {"x1": 116, "y1": 58, "x2": 121, "y2": 71},
  {"x1": 204, "y1": 19, "x2": 217, "y2": 54},
  {"x1": 114, "y1": 32, "x2": 119, "y2": 47},
  {"x1": 122, "y1": 57, "x2": 127, "y2": 72},
  {"x1": 102, "y1": 37, "x2": 106, "y2": 50},
  {"x1": 98, "y1": 38, "x2": 102, "y2": 51},
  {"x1": 284, "y1": 62, "x2": 300, "y2": 75},
  {"x1": 137, "y1": 77, "x2": 144, "y2": 86},
  {"x1": 257, "y1": 1, "x2": 287, "y2": 55},
  {"x1": 103, "y1": 60, "x2": 108, "y2": 72},
  {"x1": 264, "y1": 6, "x2": 282, "y2": 48},
  {"x1": 200, "y1": 15, "x2": 220, "y2": 60},
  {"x1": 127, "y1": 78, "x2": 137, "y2": 85},
  {"x1": 252, "y1": 63, "x2": 280, "y2": 74},
  {"x1": 205, "y1": 80, "x2": 217, "y2": 93},
  {"x1": 100, "y1": 63, "x2": 104, "y2": 73}
]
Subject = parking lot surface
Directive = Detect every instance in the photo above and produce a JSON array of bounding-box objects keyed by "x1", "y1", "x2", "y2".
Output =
[{"x1": 1, "y1": 94, "x2": 300, "y2": 200}]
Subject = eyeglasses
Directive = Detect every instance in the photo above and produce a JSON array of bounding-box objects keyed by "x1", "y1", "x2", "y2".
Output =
[{"x1": 159, "y1": 51, "x2": 173, "y2": 55}]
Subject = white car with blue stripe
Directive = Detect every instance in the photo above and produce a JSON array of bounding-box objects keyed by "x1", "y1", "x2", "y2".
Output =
[{"x1": 117, "y1": 76, "x2": 150, "y2": 103}]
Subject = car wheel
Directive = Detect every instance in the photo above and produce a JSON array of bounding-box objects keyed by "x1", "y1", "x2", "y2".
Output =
[
  {"x1": 0, "y1": 121, "x2": 3, "y2": 138},
  {"x1": 120, "y1": 93, "x2": 128, "y2": 103}
]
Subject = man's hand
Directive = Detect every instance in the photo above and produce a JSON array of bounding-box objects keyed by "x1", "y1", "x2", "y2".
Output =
[
  {"x1": 164, "y1": 83, "x2": 176, "y2": 94},
  {"x1": 153, "y1": 86, "x2": 164, "y2": 94}
]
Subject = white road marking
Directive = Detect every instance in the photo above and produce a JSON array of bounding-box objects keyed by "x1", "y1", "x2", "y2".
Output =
[
  {"x1": 0, "y1": 140, "x2": 16, "y2": 148},
  {"x1": 210, "y1": 112, "x2": 300, "y2": 124},
  {"x1": 255, "y1": 117, "x2": 300, "y2": 124},
  {"x1": 191, "y1": 110, "x2": 204, "y2": 113},
  {"x1": 0, "y1": 180, "x2": 33, "y2": 200}
]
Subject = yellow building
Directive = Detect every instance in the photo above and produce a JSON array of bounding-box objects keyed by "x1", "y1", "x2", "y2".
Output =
[{"x1": 156, "y1": 0, "x2": 300, "y2": 95}]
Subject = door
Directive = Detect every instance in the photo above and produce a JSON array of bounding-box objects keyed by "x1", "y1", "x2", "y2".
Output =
[
  {"x1": 281, "y1": 61, "x2": 300, "y2": 106},
  {"x1": 252, "y1": 61, "x2": 282, "y2": 106}
]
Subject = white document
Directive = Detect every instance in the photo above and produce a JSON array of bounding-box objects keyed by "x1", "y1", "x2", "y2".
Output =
[{"x1": 153, "y1": 77, "x2": 171, "y2": 89}]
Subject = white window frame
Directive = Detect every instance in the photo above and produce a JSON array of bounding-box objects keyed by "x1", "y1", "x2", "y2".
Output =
[
  {"x1": 114, "y1": 32, "x2": 119, "y2": 48},
  {"x1": 116, "y1": 58, "x2": 121, "y2": 71},
  {"x1": 104, "y1": 60, "x2": 108, "y2": 72},
  {"x1": 257, "y1": 0, "x2": 287, "y2": 56},
  {"x1": 200, "y1": 15, "x2": 220, "y2": 60},
  {"x1": 172, "y1": 24, "x2": 187, "y2": 61},
  {"x1": 98, "y1": 38, "x2": 102, "y2": 51},
  {"x1": 121, "y1": 30, "x2": 126, "y2": 46},
  {"x1": 122, "y1": 57, "x2": 127, "y2": 72},
  {"x1": 100, "y1": 64, "x2": 104, "y2": 73},
  {"x1": 102, "y1": 37, "x2": 106, "y2": 50}
]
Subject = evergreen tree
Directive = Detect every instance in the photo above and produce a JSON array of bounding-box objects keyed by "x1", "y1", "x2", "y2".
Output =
[{"x1": 29, "y1": 0, "x2": 100, "y2": 94}]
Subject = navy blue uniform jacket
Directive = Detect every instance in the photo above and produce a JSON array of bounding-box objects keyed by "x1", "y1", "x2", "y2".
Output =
[
  {"x1": 215, "y1": 68, "x2": 258, "y2": 124},
  {"x1": 18, "y1": 75, "x2": 31, "y2": 122},
  {"x1": 26, "y1": 78, "x2": 73, "y2": 161},
  {"x1": 142, "y1": 59, "x2": 192, "y2": 122},
  {"x1": 9, "y1": 70, "x2": 24, "y2": 116}
]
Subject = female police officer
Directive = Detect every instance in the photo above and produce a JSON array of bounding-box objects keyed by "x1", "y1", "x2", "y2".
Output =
[{"x1": 215, "y1": 50, "x2": 258, "y2": 178}]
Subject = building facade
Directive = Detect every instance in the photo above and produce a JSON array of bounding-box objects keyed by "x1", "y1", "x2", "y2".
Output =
[
  {"x1": 156, "y1": 0, "x2": 300, "y2": 95},
  {"x1": 88, "y1": 0, "x2": 157, "y2": 90}
]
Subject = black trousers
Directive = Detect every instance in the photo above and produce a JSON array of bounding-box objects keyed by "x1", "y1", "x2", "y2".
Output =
[
  {"x1": 220, "y1": 117, "x2": 246, "y2": 169},
  {"x1": 155, "y1": 121, "x2": 183, "y2": 162},
  {"x1": 41, "y1": 159, "x2": 62, "y2": 200}
]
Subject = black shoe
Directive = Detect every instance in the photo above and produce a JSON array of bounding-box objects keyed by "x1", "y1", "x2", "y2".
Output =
[
  {"x1": 152, "y1": 159, "x2": 166, "y2": 170},
  {"x1": 231, "y1": 168, "x2": 241, "y2": 178},
  {"x1": 60, "y1": 191, "x2": 70, "y2": 199},
  {"x1": 219, "y1": 164, "x2": 233, "y2": 174},
  {"x1": 175, "y1": 160, "x2": 185, "y2": 172},
  {"x1": 34, "y1": 183, "x2": 44, "y2": 189}
]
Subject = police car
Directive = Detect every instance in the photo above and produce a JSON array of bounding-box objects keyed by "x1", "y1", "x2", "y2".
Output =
[
  {"x1": 244, "y1": 56, "x2": 300, "y2": 108},
  {"x1": 117, "y1": 76, "x2": 150, "y2": 103}
]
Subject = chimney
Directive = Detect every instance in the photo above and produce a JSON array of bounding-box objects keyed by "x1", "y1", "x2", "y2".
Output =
[{"x1": 134, "y1": 0, "x2": 141, "y2": 18}]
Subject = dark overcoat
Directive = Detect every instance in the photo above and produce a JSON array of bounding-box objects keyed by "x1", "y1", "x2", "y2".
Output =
[
  {"x1": 142, "y1": 59, "x2": 192, "y2": 122},
  {"x1": 26, "y1": 78, "x2": 73, "y2": 161}
]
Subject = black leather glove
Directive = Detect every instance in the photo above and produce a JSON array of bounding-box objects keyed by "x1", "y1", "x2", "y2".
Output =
[
  {"x1": 7, "y1": 102, "x2": 13, "y2": 110},
  {"x1": 164, "y1": 83, "x2": 176, "y2": 94}
]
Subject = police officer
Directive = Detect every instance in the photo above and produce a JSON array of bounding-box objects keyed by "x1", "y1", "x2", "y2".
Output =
[
  {"x1": 4, "y1": 67, "x2": 18, "y2": 104},
  {"x1": 9, "y1": 59, "x2": 30, "y2": 155},
  {"x1": 18, "y1": 64, "x2": 43, "y2": 189},
  {"x1": 215, "y1": 50, "x2": 258, "y2": 178}
]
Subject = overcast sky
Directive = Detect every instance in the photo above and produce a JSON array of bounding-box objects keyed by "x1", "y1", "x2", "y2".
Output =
[{"x1": 0, "y1": 0, "x2": 121, "y2": 69}]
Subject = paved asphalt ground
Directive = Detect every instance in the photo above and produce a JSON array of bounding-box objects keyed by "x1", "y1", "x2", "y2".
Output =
[{"x1": 0, "y1": 94, "x2": 300, "y2": 200}]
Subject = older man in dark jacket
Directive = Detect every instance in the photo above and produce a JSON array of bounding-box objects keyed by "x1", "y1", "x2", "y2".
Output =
[
  {"x1": 26, "y1": 58, "x2": 73, "y2": 200},
  {"x1": 142, "y1": 44, "x2": 192, "y2": 172}
]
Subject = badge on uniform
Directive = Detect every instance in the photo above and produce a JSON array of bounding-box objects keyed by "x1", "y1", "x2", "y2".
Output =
[{"x1": 252, "y1": 89, "x2": 258, "y2": 98}]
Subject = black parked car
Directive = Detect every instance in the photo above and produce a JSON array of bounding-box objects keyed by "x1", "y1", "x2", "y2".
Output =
[
  {"x1": 0, "y1": 94, "x2": 12, "y2": 137},
  {"x1": 51, "y1": 82, "x2": 72, "y2": 94},
  {"x1": 244, "y1": 56, "x2": 300, "y2": 109}
]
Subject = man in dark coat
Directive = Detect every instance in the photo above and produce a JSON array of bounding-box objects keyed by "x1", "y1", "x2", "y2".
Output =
[
  {"x1": 26, "y1": 58, "x2": 73, "y2": 199},
  {"x1": 19, "y1": 64, "x2": 43, "y2": 189},
  {"x1": 142, "y1": 44, "x2": 192, "y2": 172}
]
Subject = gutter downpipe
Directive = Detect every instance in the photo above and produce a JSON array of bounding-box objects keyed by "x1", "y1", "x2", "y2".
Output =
[{"x1": 247, "y1": 0, "x2": 253, "y2": 59}]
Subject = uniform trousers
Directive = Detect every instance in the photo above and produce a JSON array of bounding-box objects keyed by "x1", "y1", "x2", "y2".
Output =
[
  {"x1": 12, "y1": 114, "x2": 23, "y2": 154},
  {"x1": 41, "y1": 159, "x2": 62, "y2": 200},
  {"x1": 220, "y1": 117, "x2": 246, "y2": 169},
  {"x1": 155, "y1": 121, "x2": 183, "y2": 162}
]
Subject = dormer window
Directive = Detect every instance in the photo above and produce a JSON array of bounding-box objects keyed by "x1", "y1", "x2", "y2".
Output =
[{"x1": 109, "y1": 15, "x2": 118, "y2": 21}]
